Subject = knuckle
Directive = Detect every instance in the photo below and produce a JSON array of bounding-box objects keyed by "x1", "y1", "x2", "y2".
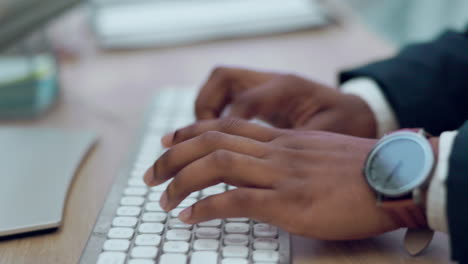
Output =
[
  {"x1": 219, "y1": 117, "x2": 243, "y2": 132},
  {"x1": 211, "y1": 149, "x2": 234, "y2": 167},
  {"x1": 211, "y1": 66, "x2": 229, "y2": 79},
  {"x1": 232, "y1": 190, "x2": 251, "y2": 204},
  {"x1": 198, "y1": 130, "x2": 224, "y2": 145},
  {"x1": 278, "y1": 73, "x2": 301, "y2": 84},
  {"x1": 269, "y1": 132, "x2": 290, "y2": 145}
]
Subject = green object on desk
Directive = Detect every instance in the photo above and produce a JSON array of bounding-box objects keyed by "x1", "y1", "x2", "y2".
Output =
[{"x1": 0, "y1": 54, "x2": 58, "y2": 118}]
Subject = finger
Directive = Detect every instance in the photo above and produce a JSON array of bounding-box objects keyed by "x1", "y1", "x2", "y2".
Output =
[
  {"x1": 177, "y1": 188, "x2": 276, "y2": 224},
  {"x1": 162, "y1": 150, "x2": 276, "y2": 210},
  {"x1": 195, "y1": 67, "x2": 239, "y2": 120},
  {"x1": 229, "y1": 77, "x2": 311, "y2": 128},
  {"x1": 144, "y1": 130, "x2": 269, "y2": 186},
  {"x1": 195, "y1": 67, "x2": 273, "y2": 120},
  {"x1": 299, "y1": 111, "x2": 344, "y2": 133},
  {"x1": 227, "y1": 84, "x2": 271, "y2": 119},
  {"x1": 165, "y1": 118, "x2": 283, "y2": 147}
]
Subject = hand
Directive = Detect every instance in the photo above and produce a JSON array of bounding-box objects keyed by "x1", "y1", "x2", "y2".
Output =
[
  {"x1": 144, "y1": 119, "x2": 401, "y2": 240},
  {"x1": 195, "y1": 66, "x2": 377, "y2": 138}
]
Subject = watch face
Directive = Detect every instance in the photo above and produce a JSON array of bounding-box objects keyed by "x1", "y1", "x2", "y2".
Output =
[{"x1": 365, "y1": 132, "x2": 434, "y2": 197}]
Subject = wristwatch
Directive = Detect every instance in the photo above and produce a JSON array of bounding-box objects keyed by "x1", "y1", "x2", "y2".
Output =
[{"x1": 363, "y1": 129, "x2": 436, "y2": 255}]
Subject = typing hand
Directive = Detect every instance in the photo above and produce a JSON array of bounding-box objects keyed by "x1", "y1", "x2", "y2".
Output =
[
  {"x1": 195, "y1": 67, "x2": 377, "y2": 138},
  {"x1": 144, "y1": 119, "x2": 401, "y2": 240}
]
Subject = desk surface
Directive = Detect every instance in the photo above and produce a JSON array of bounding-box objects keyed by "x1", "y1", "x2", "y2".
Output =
[{"x1": 0, "y1": 3, "x2": 453, "y2": 264}]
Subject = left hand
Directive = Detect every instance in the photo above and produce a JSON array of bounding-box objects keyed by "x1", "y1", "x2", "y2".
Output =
[{"x1": 144, "y1": 119, "x2": 402, "y2": 240}]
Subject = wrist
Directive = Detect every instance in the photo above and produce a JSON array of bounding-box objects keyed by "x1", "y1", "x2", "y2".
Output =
[{"x1": 343, "y1": 94, "x2": 378, "y2": 138}]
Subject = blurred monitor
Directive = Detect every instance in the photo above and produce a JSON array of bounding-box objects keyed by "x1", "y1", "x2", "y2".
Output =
[
  {"x1": 91, "y1": 0, "x2": 332, "y2": 49},
  {"x1": 0, "y1": 0, "x2": 80, "y2": 51}
]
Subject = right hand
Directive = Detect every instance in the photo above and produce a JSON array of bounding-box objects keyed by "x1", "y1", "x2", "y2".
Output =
[{"x1": 195, "y1": 66, "x2": 378, "y2": 138}]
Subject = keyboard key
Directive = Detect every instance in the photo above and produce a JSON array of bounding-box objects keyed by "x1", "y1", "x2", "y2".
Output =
[
  {"x1": 201, "y1": 187, "x2": 225, "y2": 197},
  {"x1": 168, "y1": 219, "x2": 193, "y2": 229},
  {"x1": 135, "y1": 234, "x2": 161, "y2": 246},
  {"x1": 225, "y1": 223, "x2": 249, "y2": 234},
  {"x1": 102, "y1": 239, "x2": 130, "y2": 251},
  {"x1": 116, "y1": 206, "x2": 141, "y2": 217},
  {"x1": 170, "y1": 208, "x2": 185, "y2": 218},
  {"x1": 226, "y1": 218, "x2": 249, "y2": 222},
  {"x1": 253, "y1": 224, "x2": 278, "y2": 238},
  {"x1": 159, "y1": 253, "x2": 187, "y2": 264},
  {"x1": 142, "y1": 212, "x2": 167, "y2": 222},
  {"x1": 166, "y1": 229, "x2": 191, "y2": 241},
  {"x1": 198, "y1": 219, "x2": 222, "y2": 227},
  {"x1": 188, "y1": 191, "x2": 200, "y2": 198},
  {"x1": 190, "y1": 251, "x2": 218, "y2": 264},
  {"x1": 128, "y1": 178, "x2": 146, "y2": 187},
  {"x1": 145, "y1": 202, "x2": 164, "y2": 212},
  {"x1": 196, "y1": 227, "x2": 221, "y2": 239},
  {"x1": 227, "y1": 185, "x2": 238, "y2": 191},
  {"x1": 224, "y1": 234, "x2": 249, "y2": 246},
  {"x1": 112, "y1": 216, "x2": 138, "y2": 228},
  {"x1": 130, "y1": 168, "x2": 147, "y2": 178},
  {"x1": 124, "y1": 187, "x2": 148, "y2": 196},
  {"x1": 222, "y1": 246, "x2": 249, "y2": 258},
  {"x1": 120, "y1": 196, "x2": 144, "y2": 206},
  {"x1": 108, "y1": 227, "x2": 134, "y2": 239},
  {"x1": 127, "y1": 260, "x2": 155, "y2": 264},
  {"x1": 97, "y1": 252, "x2": 125, "y2": 264},
  {"x1": 252, "y1": 250, "x2": 279, "y2": 262},
  {"x1": 221, "y1": 259, "x2": 248, "y2": 264},
  {"x1": 212, "y1": 183, "x2": 227, "y2": 189},
  {"x1": 178, "y1": 197, "x2": 197, "y2": 208},
  {"x1": 131, "y1": 246, "x2": 158, "y2": 259},
  {"x1": 253, "y1": 238, "x2": 278, "y2": 250},
  {"x1": 193, "y1": 239, "x2": 220, "y2": 251},
  {"x1": 138, "y1": 223, "x2": 164, "y2": 234},
  {"x1": 148, "y1": 192, "x2": 163, "y2": 201},
  {"x1": 163, "y1": 241, "x2": 190, "y2": 253},
  {"x1": 151, "y1": 181, "x2": 170, "y2": 191}
]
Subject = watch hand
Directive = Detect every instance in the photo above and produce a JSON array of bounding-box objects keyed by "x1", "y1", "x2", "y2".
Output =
[{"x1": 383, "y1": 160, "x2": 402, "y2": 187}]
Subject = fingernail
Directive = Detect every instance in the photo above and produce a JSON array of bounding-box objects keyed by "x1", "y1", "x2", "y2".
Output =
[
  {"x1": 143, "y1": 167, "x2": 155, "y2": 186},
  {"x1": 178, "y1": 207, "x2": 192, "y2": 223},
  {"x1": 159, "y1": 191, "x2": 169, "y2": 211},
  {"x1": 161, "y1": 132, "x2": 175, "y2": 148}
]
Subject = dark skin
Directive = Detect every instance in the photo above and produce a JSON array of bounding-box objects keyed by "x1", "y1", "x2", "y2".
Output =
[
  {"x1": 144, "y1": 67, "x2": 439, "y2": 240},
  {"x1": 193, "y1": 67, "x2": 377, "y2": 138}
]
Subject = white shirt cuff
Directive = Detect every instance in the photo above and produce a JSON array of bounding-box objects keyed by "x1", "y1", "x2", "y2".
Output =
[
  {"x1": 427, "y1": 131, "x2": 458, "y2": 233},
  {"x1": 341, "y1": 77, "x2": 400, "y2": 137}
]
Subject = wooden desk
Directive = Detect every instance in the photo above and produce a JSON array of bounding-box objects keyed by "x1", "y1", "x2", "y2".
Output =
[{"x1": 0, "y1": 4, "x2": 452, "y2": 264}]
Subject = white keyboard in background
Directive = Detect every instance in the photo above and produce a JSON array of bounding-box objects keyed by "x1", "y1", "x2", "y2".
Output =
[
  {"x1": 91, "y1": 0, "x2": 331, "y2": 49},
  {"x1": 80, "y1": 88, "x2": 291, "y2": 264}
]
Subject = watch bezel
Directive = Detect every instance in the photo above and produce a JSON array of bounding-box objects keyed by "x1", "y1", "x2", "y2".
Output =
[{"x1": 364, "y1": 131, "x2": 435, "y2": 197}]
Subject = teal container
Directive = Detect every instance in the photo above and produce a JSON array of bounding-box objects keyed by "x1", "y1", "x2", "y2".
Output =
[{"x1": 0, "y1": 29, "x2": 59, "y2": 119}]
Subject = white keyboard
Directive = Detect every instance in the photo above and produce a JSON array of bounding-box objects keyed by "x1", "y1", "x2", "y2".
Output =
[
  {"x1": 80, "y1": 88, "x2": 291, "y2": 264},
  {"x1": 91, "y1": 0, "x2": 330, "y2": 49}
]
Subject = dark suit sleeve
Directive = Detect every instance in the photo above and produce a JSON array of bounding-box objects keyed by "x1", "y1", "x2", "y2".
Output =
[
  {"x1": 447, "y1": 121, "x2": 468, "y2": 263},
  {"x1": 339, "y1": 30, "x2": 468, "y2": 135}
]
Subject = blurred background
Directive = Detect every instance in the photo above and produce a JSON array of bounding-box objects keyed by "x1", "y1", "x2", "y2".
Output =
[
  {"x1": 345, "y1": 0, "x2": 468, "y2": 45},
  {"x1": 0, "y1": 0, "x2": 468, "y2": 119},
  {"x1": 0, "y1": 1, "x2": 463, "y2": 263},
  {"x1": 0, "y1": 0, "x2": 466, "y2": 120},
  {"x1": 1, "y1": 0, "x2": 467, "y2": 119}
]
